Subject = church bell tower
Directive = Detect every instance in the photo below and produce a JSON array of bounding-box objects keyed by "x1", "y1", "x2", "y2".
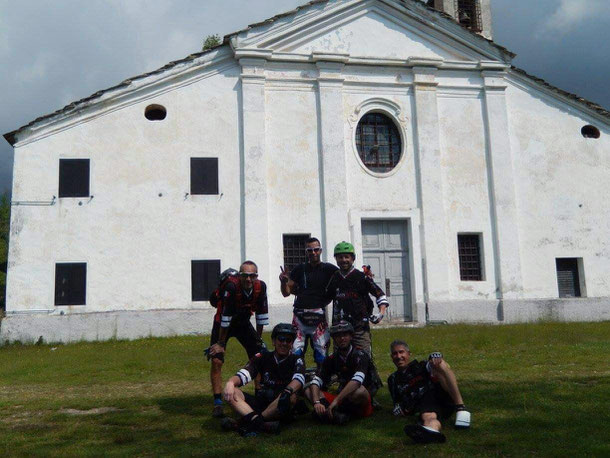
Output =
[{"x1": 429, "y1": 0, "x2": 493, "y2": 40}]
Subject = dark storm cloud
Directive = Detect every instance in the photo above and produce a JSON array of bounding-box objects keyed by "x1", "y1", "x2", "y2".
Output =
[{"x1": 1, "y1": 0, "x2": 608, "y2": 194}]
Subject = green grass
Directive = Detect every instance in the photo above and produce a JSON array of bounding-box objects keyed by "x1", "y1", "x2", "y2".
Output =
[{"x1": 1, "y1": 322, "x2": 609, "y2": 457}]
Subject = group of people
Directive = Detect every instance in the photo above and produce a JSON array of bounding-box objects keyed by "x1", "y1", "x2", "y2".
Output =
[{"x1": 205, "y1": 237, "x2": 470, "y2": 444}]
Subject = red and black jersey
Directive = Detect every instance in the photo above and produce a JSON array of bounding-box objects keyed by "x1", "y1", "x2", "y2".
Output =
[
  {"x1": 235, "y1": 351, "x2": 305, "y2": 396},
  {"x1": 326, "y1": 268, "x2": 389, "y2": 331},
  {"x1": 218, "y1": 278, "x2": 269, "y2": 329},
  {"x1": 312, "y1": 345, "x2": 373, "y2": 391},
  {"x1": 387, "y1": 360, "x2": 436, "y2": 413}
]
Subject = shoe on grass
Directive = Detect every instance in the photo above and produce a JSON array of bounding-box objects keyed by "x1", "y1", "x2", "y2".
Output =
[
  {"x1": 404, "y1": 424, "x2": 446, "y2": 444},
  {"x1": 220, "y1": 417, "x2": 238, "y2": 432},
  {"x1": 455, "y1": 405, "x2": 471, "y2": 429},
  {"x1": 331, "y1": 411, "x2": 350, "y2": 425},
  {"x1": 259, "y1": 421, "x2": 280, "y2": 434},
  {"x1": 212, "y1": 405, "x2": 225, "y2": 418}
]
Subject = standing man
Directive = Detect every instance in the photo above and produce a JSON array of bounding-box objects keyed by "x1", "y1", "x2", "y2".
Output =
[
  {"x1": 306, "y1": 321, "x2": 374, "y2": 424},
  {"x1": 326, "y1": 241, "x2": 389, "y2": 394},
  {"x1": 279, "y1": 237, "x2": 338, "y2": 367},
  {"x1": 222, "y1": 323, "x2": 305, "y2": 437},
  {"x1": 388, "y1": 339, "x2": 470, "y2": 444},
  {"x1": 207, "y1": 261, "x2": 269, "y2": 418}
]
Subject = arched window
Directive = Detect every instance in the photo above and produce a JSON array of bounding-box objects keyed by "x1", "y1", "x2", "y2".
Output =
[{"x1": 355, "y1": 113, "x2": 402, "y2": 173}]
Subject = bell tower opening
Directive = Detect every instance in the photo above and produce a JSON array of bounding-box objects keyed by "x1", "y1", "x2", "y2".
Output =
[{"x1": 429, "y1": 0, "x2": 493, "y2": 40}]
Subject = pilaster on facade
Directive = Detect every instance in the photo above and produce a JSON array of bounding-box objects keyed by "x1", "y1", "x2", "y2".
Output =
[
  {"x1": 315, "y1": 57, "x2": 350, "y2": 257},
  {"x1": 481, "y1": 69, "x2": 523, "y2": 301},
  {"x1": 240, "y1": 57, "x2": 271, "y2": 279},
  {"x1": 412, "y1": 64, "x2": 450, "y2": 302}
]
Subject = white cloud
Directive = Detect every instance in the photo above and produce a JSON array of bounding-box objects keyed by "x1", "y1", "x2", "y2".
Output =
[{"x1": 541, "y1": 0, "x2": 608, "y2": 34}]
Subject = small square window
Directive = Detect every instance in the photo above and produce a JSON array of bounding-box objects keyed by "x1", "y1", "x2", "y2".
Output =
[
  {"x1": 556, "y1": 258, "x2": 582, "y2": 298},
  {"x1": 283, "y1": 234, "x2": 310, "y2": 273},
  {"x1": 458, "y1": 234, "x2": 483, "y2": 281},
  {"x1": 192, "y1": 260, "x2": 221, "y2": 301},
  {"x1": 59, "y1": 159, "x2": 90, "y2": 198},
  {"x1": 55, "y1": 263, "x2": 87, "y2": 305},
  {"x1": 191, "y1": 158, "x2": 218, "y2": 195}
]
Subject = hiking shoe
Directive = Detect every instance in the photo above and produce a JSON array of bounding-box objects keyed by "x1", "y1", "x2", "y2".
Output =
[
  {"x1": 260, "y1": 421, "x2": 280, "y2": 434},
  {"x1": 404, "y1": 424, "x2": 446, "y2": 444},
  {"x1": 212, "y1": 405, "x2": 225, "y2": 418},
  {"x1": 238, "y1": 427, "x2": 258, "y2": 438},
  {"x1": 220, "y1": 417, "x2": 238, "y2": 432},
  {"x1": 331, "y1": 411, "x2": 350, "y2": 425}
]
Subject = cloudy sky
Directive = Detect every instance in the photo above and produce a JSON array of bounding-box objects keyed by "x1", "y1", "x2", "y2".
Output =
[{"x1": 1, "y1": 0, "x2": 608, "y2": 194}]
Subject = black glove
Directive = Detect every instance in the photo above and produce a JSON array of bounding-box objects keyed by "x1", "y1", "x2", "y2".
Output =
[
  {"x1": 428, "y1": 352, "x2": 443, "y2": 360},
  {"x1": 277, "y1": 388, "x2": 293, "y2": 416}
]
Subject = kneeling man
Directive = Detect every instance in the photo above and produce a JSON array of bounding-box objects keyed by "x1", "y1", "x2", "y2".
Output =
[
  {"x1": 306, "y1": 321, "x2": 374, "y2": 424},
  {"x1": 223, "y1": 323, "x2": 305, "y2": 436},
  {"x1": 388, "y1": 339, "x2": 471, "y2": 444}
]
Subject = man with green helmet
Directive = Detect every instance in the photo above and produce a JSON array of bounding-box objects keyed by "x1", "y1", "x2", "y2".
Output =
[{"x1": 326, "y1": 241, "x2": 389, "y2": 395}]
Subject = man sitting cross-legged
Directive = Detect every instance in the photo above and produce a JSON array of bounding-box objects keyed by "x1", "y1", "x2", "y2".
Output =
[
  {"x1": 387, "y1": 339, "x2": 471, "y2": 444},
  {"x1": 305, "y1": 320, "x2": 374, "y2": 425},
  {"x1": 222, "y1": 323, "x2": 305, "y2": 437}
]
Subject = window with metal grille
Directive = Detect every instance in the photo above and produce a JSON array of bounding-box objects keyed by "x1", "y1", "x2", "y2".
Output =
[
  {"x1": 355, "y1": 113, "x2": 402, "y2": 173},
  {"x1": 556, "y1": 258, "x2": 582, "y2": 298},
  {"x1": 59, "y1": 159, "x2": 90, "y2": 198},
  {"x1": 455, "y1": 0, "x2": 482, "y2": 32},
  {"x1": 55, "y1": 263, "x2": 87, "y2": 305},
  {"x1": 192, "y1": 260, "x2": 221, "y2": 301},
  {"x1": 458, "y1": 234, "x2": 483, "y2": 281},
  {"x1": 283, "y1": 234, "x2": 310, "y2": 274},
  {"x1": 190, "y1": 158, "x2": 219, "y2": 195}
]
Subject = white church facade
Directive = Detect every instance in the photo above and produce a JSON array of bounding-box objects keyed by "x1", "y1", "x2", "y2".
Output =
[{"x1": 2, "y1": 0, "x2": 609, "y2": 343}]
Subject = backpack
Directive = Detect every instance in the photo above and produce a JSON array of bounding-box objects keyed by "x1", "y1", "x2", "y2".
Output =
[{"x1": 208, "y1": 268, "x2": 238, "y2": 308}]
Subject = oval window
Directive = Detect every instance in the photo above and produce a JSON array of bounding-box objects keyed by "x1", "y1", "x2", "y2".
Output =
[
  {"x1": 581, "y1": 125, "x2": 600, "y2": 139},
  {"x1": 355, "y1": 113, "x2": 402, "y2": 173},
  {"x1": 145, "y1": 104, "x2": 167, "y2": 121}
]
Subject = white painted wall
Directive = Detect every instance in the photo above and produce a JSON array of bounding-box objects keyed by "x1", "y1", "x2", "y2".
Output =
[{"x1": 3, "y1": 0, "x2": 609, "y2": 342}]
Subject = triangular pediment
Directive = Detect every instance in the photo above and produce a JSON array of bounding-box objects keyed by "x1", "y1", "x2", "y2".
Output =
[{"x1": 232, "y1": 0, "x2": 510, "y2": 63}]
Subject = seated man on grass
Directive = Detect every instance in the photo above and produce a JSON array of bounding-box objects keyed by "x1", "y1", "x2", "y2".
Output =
[
  {"x1": 222, "y1": 323, "x2": 305, "y2": 437},
  {"x1": 388, "y1": 339, "x2": 471, "y2": 444},
  {"x1": 305, "y1": 321, "x2": 374, "y2": 424}
]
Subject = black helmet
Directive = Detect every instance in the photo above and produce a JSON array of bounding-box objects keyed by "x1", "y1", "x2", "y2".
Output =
[
  {"x1": 329, "y1": 320, "x2": 354, "y2": 336},
  {"x1": 219, "y1": 268, "x2": 238, "y2": 283},
  {"x1": 272, "y1": 323, "x2": 297, "y2": 339}
]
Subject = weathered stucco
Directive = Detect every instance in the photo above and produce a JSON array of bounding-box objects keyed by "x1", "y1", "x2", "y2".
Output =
[{"x1": 3, "y1": 0, "x2": 609, "y2": 343}]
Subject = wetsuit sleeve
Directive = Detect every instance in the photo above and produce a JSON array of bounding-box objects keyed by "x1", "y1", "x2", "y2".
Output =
[
  {"x1": 351, "y1": 350, "x2": 370, "y2": 385},
  {"x1": 255, "y1": 281, "x2": 269, "y2": 326},
  {"x1": 291, "y1": 356, "x2": 306, "y2": 387},
  {"x1": 220, "y1": 281, "x2": 238, "y2": 328},
  {"x1": 236, "y1": 353, "x2": 262, "y2": 386},
  {"x1": 365, "y1": 277, "x2": 389, "y2": 309},
  {"x1": 312, "y1": 357, "x2": 332, "y2": 389}
]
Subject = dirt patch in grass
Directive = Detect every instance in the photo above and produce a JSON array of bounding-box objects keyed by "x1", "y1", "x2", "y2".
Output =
[{"x1": 59, "y1": 407, "x2": 121, "y2": 416}]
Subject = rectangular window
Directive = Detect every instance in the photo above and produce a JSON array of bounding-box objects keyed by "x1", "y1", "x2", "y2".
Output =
[
  {"x1": 282, "y1": 234, "x2": 310, "y2": 273},
  {"x1": 59, "y1": 159, "x2": 90, "y2": 198},
  {"x1": 556, "y1": 258, "x2": 582, "y2": 298},
  {"x1": 55, "y1": 263, "x2": 87, "y2": 305},
  {"x1": 458, "y1": 234, "x2": 483, "y2": 281},
  {"x1": 190, "y1": 158, "x2": 219, "y2": 195},
  {"x1": 192, "y1": 260, "x2": 221, "y2": 301}
]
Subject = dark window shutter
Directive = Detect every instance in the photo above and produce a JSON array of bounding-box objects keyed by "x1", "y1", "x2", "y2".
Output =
[
  {"x1": 190, "y1": 158, "x2": 219, "y2": 195},
  {"x1": 556, "y1": 258, "x2": 581, "y2": 297},
  {"x1": 282, "y1": 234, "x2": 310, "y2": 273},
  {"x1": 192, "y1": 260, "x2": 221, "y2": 301},
  {"x1": 458, "y1": 234, "x2": 483, "y2": 281},
  {"x1": 59, "y1": 159, "x2": 90, "y2": 198},
  {"x1": 55, "y1": 263, "x2": 87, "y2": 305}
]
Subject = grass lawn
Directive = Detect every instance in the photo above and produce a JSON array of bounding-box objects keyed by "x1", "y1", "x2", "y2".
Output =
[{"x1": 0, "y1": 321, "x2": 608, "y2": 457}]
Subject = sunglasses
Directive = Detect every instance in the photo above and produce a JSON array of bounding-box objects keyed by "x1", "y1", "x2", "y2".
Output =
[
  {"x1": 239, "y1": 272, "x2": 258, "y2": 279},
  {"x1": 276, "y1": 335, "x2": 294, "y2": 343},
  {"x1": 305, "y1": 247, "x2": 322, "y2": 253}
]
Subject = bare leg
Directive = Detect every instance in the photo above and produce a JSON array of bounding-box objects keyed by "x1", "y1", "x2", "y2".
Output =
[
  {"x1": 227, "y1": 388, "x2": 254, "y2": 417},
  {"x1": 261, "y1": 393, "x2": 298, "y2": 420},
  {"x1": 431, "y1": 360, "x2": 464, "y2": 405},
  {"x1": 211, "y1": 359, "x2": 223, "y2": 395},
  {"x1": 421, "y1": 411, "x2": 442, "y2": 431}
]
